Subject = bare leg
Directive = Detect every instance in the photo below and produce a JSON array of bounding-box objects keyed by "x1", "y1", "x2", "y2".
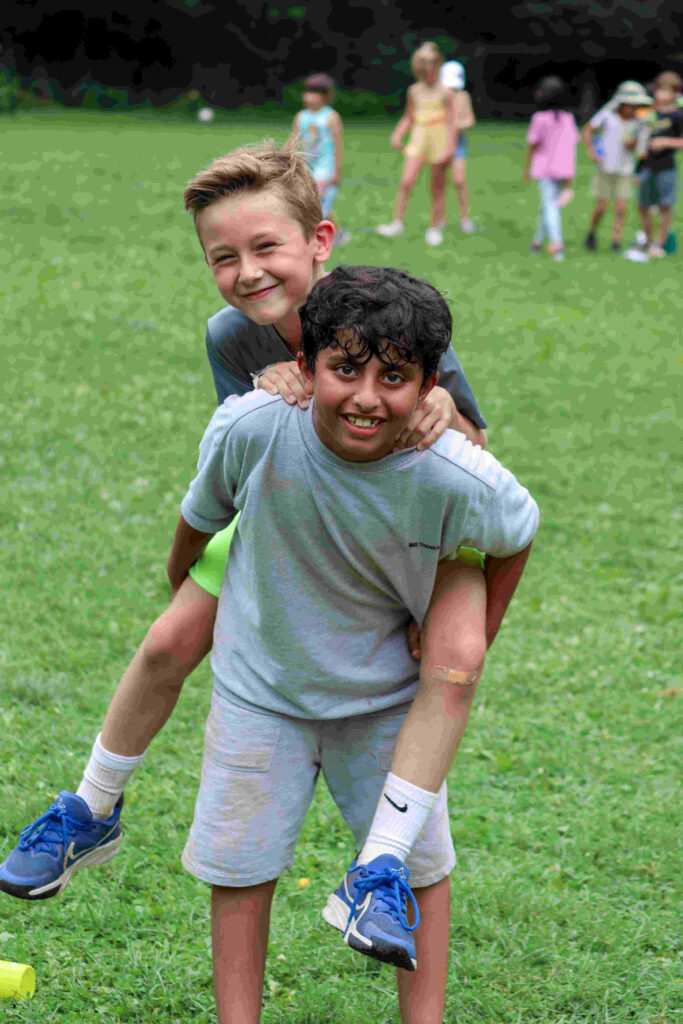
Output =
[
  {"x1": 452, "y1": 157, "x2": 469, "y2": 221},
  {"x1": 657, "y1": 205, "x2": 673, "y2": 247},
  {"x1": 589, "y1": 199, "x2": 608, "y2": 233},
  {"x1": 612, "y1": 199, "x2": 627, "y2": 244},
  {"x1": 390, "y1": 560, "x2": 486, "y2": 792},
  {"x1": 396, "y1": 875, "x2": 451, "y2": 1024},
  {"x1": 394, "y1": 156, "x2": 424, "y2": 222},
  {"x1": 430, "y1": 163, "x2": 447, "y2": 228},
  {"x1": 212, "y1": 879, "x2": 278, "y2": 1024},
  {"x1": 100, "y1": 577, "x2": 217, "y2": 756},
  {"x1": 638, "y1": 205, "x2": 654, "y2": 245}
]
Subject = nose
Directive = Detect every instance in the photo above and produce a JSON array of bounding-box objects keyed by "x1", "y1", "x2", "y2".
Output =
[
  {"x1": 239, "y1": 253, "x2": 263, "y2": 286},
  {"x1": 351, "y1": 373, "x2": 381, "y2": 412}
]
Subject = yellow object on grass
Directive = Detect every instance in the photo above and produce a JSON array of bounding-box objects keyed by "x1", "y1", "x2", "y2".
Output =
[{"x1": 0, "y1": 960, "x2": 35, "y2": 1000}]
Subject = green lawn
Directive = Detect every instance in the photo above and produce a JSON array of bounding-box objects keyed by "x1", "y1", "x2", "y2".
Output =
[{"x1": 0, "y1": 108, "x2": 680, "y2": 1023}]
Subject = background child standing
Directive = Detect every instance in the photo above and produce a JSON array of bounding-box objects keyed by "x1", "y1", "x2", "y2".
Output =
[
  {"x1": 523, "y1": 75, "x2": 579, "y2": 261},
  {"x1": 582, "y1": 81, "x2": 653, "y2": 253},
  {"x1": 636, "y1": 71, "x2": 683, "y2": 257},
  {"x1": 293, "y1": 73, "x2": 351, "y2": 247},
  {"x1": 376, "y1": 42, "x2": 456, "y2": 246},
  {"x1": 440, "y1": 59, "x2": 477, "y2": 233}
]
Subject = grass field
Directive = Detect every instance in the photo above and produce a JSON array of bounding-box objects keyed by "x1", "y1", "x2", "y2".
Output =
[{"x1": 0, "y1": 107, "x2": 681, "y2": 1023}]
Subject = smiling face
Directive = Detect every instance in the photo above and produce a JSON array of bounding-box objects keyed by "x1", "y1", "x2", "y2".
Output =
[
  {"x1": 196, "y1": 188, "x2": 334, "y2": 337},
  {"x1": 298, "y1": 332, "x2": 437, "y2": 462}
]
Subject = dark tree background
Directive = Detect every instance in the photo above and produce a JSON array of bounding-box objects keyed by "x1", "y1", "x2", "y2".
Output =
[{"x1": 2, "y1": 0, "x2": 682, "y2": 117}]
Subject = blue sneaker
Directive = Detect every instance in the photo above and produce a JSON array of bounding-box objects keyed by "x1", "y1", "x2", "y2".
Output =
[
  {"x1": 0, "y1": 791, "x2": 123, "y2": 900},
  {"x1": 322, "y1": 853, "x2": 419, "y2": 971}
]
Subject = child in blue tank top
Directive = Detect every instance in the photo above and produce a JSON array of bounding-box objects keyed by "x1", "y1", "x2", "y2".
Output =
[{"x1": 292, "y1": 73, "x2": 351, "y2": 247}]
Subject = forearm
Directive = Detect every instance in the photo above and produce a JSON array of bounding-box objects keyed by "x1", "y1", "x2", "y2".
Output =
[
  {"x1": 484, "y1": 542, "x2": 533, "y2": 647},
  {"x1": 524, "y1": 142, "x2": 537, "y2": 173},
  {"x1": 167, "y1": 515, "x2": 214, "y2": 594},
  {"x1": 393, "y1": 114, "x2": 412, "y2": 142},
  {"x1": 450, "y1": 401, "x2": 487, "y2": 449},
  {"x1": 582, "y1": 125, "x2": 597, "y2": 159}
]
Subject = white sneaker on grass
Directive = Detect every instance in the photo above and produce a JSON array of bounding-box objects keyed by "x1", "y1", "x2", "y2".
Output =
[
  {"x1": 425, "y1": 226, "x2": 443, "y2": 246},
  {"x1": 460, "y1": 218, "x2": 475, "y2": 233},
  {"x1": 376, "y1": 220, "x2": 403, "y2": 238}
]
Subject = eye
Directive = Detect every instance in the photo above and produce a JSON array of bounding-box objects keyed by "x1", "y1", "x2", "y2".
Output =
[
  {"x1": 258, "y1": 241, "x2": 276, "y2": 251},
  {"x1": 335, "y1": 363, "x2": 357, "y2": 378},
  {"x1": 213, "y1": 253, "x2": 235, "y2": 265},
  {"x1": 384, "y1": 371, "x2": 406, "y2": 385}
]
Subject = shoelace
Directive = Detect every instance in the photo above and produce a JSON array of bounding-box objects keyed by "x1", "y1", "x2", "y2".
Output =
[
  {"x1": 18, "y1": 804, "x2": 88, "y2": 854},
  {"x1": 350, "y1": 867, "x2": 420, "y2": 932}
]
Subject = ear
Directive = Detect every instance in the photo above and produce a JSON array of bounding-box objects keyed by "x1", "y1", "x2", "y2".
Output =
[
  {"x1": 419, "y1": 371, "x2": 439, "y2": 399},
  {"x1": 312, "y1": 219, "x2": 336, "y2": 264},
  {"x1": 297, "y1": 351, "x2": 315, "y2": 389}
]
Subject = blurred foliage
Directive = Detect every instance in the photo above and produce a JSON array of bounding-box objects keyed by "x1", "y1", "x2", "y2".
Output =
[{"x1": 1, "y1": 0, "x2": 682, "y2": 117}]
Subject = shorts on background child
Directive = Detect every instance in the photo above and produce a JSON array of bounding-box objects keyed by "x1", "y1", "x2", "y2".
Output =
[
  {"x1": 637, "y1": 167, "x2": 678, "y2": 208},
  {"x1": 591, "y1": 167, "x2": 633, "y2": 201},
  {"x1": 182, "y1": 690, "x2": 456, "y2": 889},
  {"x1": 405, "y1": 122, "x2": 449, "y2": 163},
  {"x1": 453, "y1": 133, "x2": 467, "y2": 160}
]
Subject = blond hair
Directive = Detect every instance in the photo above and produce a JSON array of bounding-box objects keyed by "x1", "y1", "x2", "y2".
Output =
[
  {"x1": 655, "y1": 71, "x2": 682, "y2": 95},
  {"x1": 411, "y1": 42, "x2": 444, "y2": 82},
  {"x1": 183, "y1": 137, "x2": 323, "y2": 238}
]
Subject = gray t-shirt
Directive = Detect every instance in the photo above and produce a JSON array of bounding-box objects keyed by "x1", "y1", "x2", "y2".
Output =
[
  {"x1": 180, "y1": 391, "x2": 538, "y2": 720},
  {"x1": 206, "y1": 306, "x2": 487, "y2": 428}
]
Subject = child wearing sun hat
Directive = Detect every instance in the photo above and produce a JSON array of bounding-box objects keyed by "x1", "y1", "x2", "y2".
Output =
[{"x1": 582, "y1": 80, "x2": 653, "y2": 252}]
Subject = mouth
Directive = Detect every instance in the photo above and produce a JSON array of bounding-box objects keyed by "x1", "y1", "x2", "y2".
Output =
[
  {"x1": 241, "y1": 283, "x2": 278, "y2": 301},
  {"x1": 342, "y1": 413, "x2": 385, "y2": 436}
]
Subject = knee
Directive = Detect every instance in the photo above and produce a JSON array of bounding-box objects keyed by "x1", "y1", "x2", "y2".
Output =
[
  {"x1": 422, "y1": 630, "x2": 486, "y2": 688},
  {"x1": 142, "y1": 606, "x2": 208, "y2": 675}
]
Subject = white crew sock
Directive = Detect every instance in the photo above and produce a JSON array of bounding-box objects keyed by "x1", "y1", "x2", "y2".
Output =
[
  {"x1": 76, "y1": 733, "x2": 147, "y2": 819},
  {"x1": 358, "y1": 771, "x2": 438, "y2": 865}
]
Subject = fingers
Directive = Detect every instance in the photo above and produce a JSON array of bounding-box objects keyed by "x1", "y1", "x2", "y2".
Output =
[
  {"x1": 257, "y1": 363, "x2": 312, "y2": 408},
  {"x1": 396, "y1": 407, "x2": 451, "y2": 451}
]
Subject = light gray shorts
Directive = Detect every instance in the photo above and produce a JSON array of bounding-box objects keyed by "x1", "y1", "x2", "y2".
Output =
[{"x1": 182, "y1": 691, "x2": 456, "y2": 889}]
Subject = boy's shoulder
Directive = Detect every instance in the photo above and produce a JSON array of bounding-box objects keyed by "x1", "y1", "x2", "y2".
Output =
[
  {"x1": 425, "y1": 430, "x2": 510, "y2": 492},
  {"x1": 209, "y1": 389, "x2": 284, "y2": 441},
  {"x1": 208, "y1": 304, "x2": 254, "y2": 341},
  {"x1": 207, "y1": 305, "x2": 278, "y2": 360}
]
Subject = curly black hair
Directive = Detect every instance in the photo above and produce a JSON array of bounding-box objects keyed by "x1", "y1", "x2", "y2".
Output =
[{"x1": 300, "y1": 265, "x2": 452, "y2": 381}]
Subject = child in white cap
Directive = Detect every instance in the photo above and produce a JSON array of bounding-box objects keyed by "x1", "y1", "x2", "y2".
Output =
[
  {"x1": 440, "y1": 60, "x2": 477, "y2": 233},
  {"x1": 582, "y1": 81, "x2": 653, "y2": 252}
]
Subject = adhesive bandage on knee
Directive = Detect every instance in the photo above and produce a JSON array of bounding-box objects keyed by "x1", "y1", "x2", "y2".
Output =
[{"x1": 431, "y1": 665, "x2": 483, "y2": 686}]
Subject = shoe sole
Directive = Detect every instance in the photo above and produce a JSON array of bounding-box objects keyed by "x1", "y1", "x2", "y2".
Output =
[
  {"x1": 322, "y1": 893, "x2": 417, "y2": 971},
  {"x1": 346, "y1": 930, "x2": 416, "y2": 971},
  {"x1": 322, "y1": 892, "x2": 348, "y2": 932},
  {"x1": 0, "y1": 835, "x2": 122, "y2": 901}
]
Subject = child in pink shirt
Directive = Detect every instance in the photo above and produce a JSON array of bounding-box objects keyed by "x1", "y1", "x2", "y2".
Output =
[{"x1": 523, "y1": 76, "x2": 579, "y2": 261}]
